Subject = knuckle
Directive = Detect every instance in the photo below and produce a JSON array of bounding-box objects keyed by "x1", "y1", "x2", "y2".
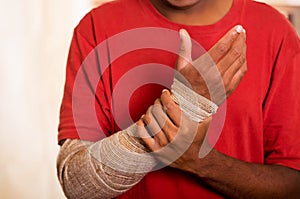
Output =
[
  {"x1": 143, "y1": 115, "x2": 151, "y2": 124},
  {"x1": 223, "y1": 78, "x2": 230, "y2": 89},
  {"x1": 217, "y1": 42, "x2": 228, "y2": 54},
  {"x1": 168, "y1": 134, "x2": 176, "y2": 142},
  {"x1": 241, "y1": 68, "x2": 247, "y2": 75},
  {"x1": 210, "y1": 73, "x2": 223, "y2": 85},
  {"x1": 165, "y1": 101, "x2": 175, "y2": 111},
  {"x1": 243, "y1": 64, "x2": 248, "y2": 73},
  {"x1": 219, "y1": 67, "x2": 226, "y2": 75},
  {"x1": 170, "y1": 125, "x2": 178, "y2": 134},
  {"x1": 238, "y1": 55, "x2": 246, "y2": 65},
  {"x1": 158, "y1": 138, "x2": 168, "y2": 147},
  {"x1": 230, "y1": 48, "x2": 241, "y2": 58},
  {"x1": 136, "y1": 119, "x2": 144, "y2": 127},
  {"x1": 151, "y1": 105, "x2": 157, "y2": 114},
  {"x1": 151, "y1": 105, "x2": 162, "y2": 116},
  {"x1": 154, "y1": 98, "x2": 161, "y2": 104},
  {"x1": 225, "y1": 83, "x2": 235, "y2": 95},
  {"x1": 241, "y1": 64, "x2": 248, "y2": 75},
  {"x1": 144, "y1": 114, "x2": 150, "y2": 123},
  {"x1": 146, "y1": 105, "x2": 153, "y2": 113}
]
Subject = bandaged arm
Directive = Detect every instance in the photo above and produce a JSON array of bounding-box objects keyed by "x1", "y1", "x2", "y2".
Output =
[
  {"x1": 57, "y1": 124, "x2": 158, "y2": 199},
  {"x1": 57, "y1": 76, "x2": 217, "y2": 199}
]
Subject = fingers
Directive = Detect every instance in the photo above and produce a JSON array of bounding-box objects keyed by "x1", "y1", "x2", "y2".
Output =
[
  {"x1": 176, "y1": 29, "x2": 192, "y2": 71},
  {"x1": 223, "y1": 40, "x2": 246, "y2": 82},
  {"x1": 142, "y1": 104, "x2": 169, "y2": 148},
  {"x1": 208, "y1": 25, "x2": 245, "y2": 63},
  {"x1": 226, "y1": 62, "x2": 247, "y2": 95},
  {"x1": 142, "y1": 105, "x2": 160, "y2": 136},
  {"x1": 152, "y1": 99, "x2": 178, "y2": 142},
  {"x1": 135, "y1": 119, "x2": 151, "y2": 139},
  {"x1": 141, "y1": 99, "x2": 178, "y2": 150},
  {"x1": 174, "y1": 26, "x2": 247, "y2": 106},
  {"x1": 217, "y1": 32, "x2": 246, "y2": 75},
  {"x1": 160, "y1": 89, "x2": 181, "y2": 127},
  {"x1": 217, "y1": 30, "x2": 246, "y2": 98},
  {"x1": 140, "y1": 92, "x2": 213, "y2": 157}
]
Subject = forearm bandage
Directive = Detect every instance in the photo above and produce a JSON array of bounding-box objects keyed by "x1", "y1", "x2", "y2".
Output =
[
  {"x1": 57, "y1": 125, "x2": 157, "y2": 199},
  {"x1": 171, "y1": 77, "x2": 218, "y2": 122},
  {"x1": 57, "y1": 76, "x2": 218, "y2": 198},
  {"x1": 91, "y1": 125, "x2": 157, "y2": 174}
]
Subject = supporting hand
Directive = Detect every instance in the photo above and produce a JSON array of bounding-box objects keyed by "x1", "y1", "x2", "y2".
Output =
[{"x1": 140, "y1": 90, "x2": 210, "y2": 170}]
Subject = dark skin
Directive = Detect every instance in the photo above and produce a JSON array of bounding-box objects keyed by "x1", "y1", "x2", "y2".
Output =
[
  {"x1": 136, "y1": 0, "x2": 300, "y2": 198},
  {"x1": 150, "y1": 0, "x2": 233, "y2": 25},
  {"x1": 142, "y1": 93, "x2": 300, "y2": 199}
]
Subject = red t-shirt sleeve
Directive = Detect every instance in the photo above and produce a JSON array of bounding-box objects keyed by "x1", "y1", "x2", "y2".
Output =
[
  {"x1": 58, "y1": 12, "x2": 113, "y2": 143},
  {"x1": 263, "y1": 23, "x2": 300, "y2": 171}
]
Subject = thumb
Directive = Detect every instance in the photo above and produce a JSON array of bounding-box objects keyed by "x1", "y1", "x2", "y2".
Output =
[{"x1": 177, "y1": 29, "x2": 192, "y2": 71}]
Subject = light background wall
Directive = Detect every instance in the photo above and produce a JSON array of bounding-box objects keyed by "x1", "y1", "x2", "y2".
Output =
[
  {"x1": 0, "y1": 0, "x2": 107, "y2": 198},
  {"x1": 256, "y1": 0, "x2": 300, "y2": 6},
  {"x1": 0, "y1": 0, "x2": 298, "y2": 198},
  {"x1": 256, "y1": 0, "x2": 300, "y2": 35}
]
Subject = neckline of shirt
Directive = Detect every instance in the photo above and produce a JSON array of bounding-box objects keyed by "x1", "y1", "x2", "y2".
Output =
[{"x1": 139, "y1": 0, "x2": 244, "y2": 35}]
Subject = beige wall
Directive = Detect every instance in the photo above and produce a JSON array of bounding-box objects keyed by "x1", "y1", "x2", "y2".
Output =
[
  {"x1": 256, "y1": 0, "x2": 300, "y2": 35},
  {"x1": 0, "y1": 0, "x2": 92, "y2": 198},
  {"x1": 256, "y1": 0, "x2": 300, "y2": 6}
]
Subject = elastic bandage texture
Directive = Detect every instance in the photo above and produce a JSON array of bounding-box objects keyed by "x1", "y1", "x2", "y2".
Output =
[{"x1": 171, "y1": 78, "x2": 218, "y2": 122}]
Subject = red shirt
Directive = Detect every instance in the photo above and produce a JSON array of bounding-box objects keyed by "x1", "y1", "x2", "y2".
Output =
[{"x1": 58, "y1": 0, "x2": 300, "y2": 198}]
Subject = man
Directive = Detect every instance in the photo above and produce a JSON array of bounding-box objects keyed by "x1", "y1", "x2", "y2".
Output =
[{"x1": 57, "y1": 0, "x2": 300, "y2": 198}]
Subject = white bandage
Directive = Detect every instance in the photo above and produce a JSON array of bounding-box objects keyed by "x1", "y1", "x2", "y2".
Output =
[
  {"x1": 57, "y1": 124, "x2": 157, "y2": 199},
  {"x1": 171, "y1": 77, "x2": 218, "y2": 122},
  {"x1": 90, "y1": 124, "x2": 157, "y2": 174}
]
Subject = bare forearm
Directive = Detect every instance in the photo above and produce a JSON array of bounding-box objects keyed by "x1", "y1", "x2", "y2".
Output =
[{"x1": 189, "y1": 149, "x2": 300, "y2": 199}]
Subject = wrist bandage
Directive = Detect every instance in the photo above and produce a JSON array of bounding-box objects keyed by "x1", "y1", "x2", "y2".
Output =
[{"x1": 171, "y1": 77, "x2": 218, "y2": 122}]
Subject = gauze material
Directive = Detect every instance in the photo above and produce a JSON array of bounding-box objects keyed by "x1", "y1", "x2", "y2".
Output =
[
  {"x1": 90, "y1": 124, "x2": 157, "y2": 174},
  {"x1": 171, "y1": 77, "x2": 218, "y2": 122},
  {"x1": 57, "y1": 125, "x2": 157, "y2": 199}
]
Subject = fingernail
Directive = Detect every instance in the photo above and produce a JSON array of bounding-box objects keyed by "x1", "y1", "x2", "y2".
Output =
[
  {"x1": 236, "y1": 25, "x2": 244, "y2": 33},
  {"x1": 243, "y1": 29, "x2": 246, "y2": 39},
  {"x1": 179, "y1": 29, "x2": 184, "y2": 39},
  {"x1": 162, "y1": 89, "x2": 168, "y2": 93},
  {"x1": 179, "y1": 29, "x2": 188, "y2": 36}
]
